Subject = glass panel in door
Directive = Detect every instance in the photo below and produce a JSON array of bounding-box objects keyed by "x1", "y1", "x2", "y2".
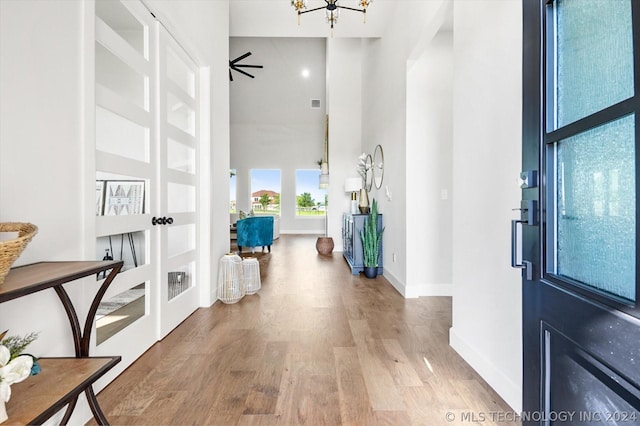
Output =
[
  {"x1": 95, "y1": 42, "x2": 148, "y2": 111},
  {"x1": 167, "y1": 138, "x2": 196, "y2": 174},
  {"x1": 552, "y1": 0, "x2": 633, "y2": 129},
  {"x1": 554, "y1": 115, "x2": 636, "y2": 301},
  {"x1": 547, "y1": 0, "x2": 636, "y2": 303},
  {"x1": 95, "y1": 0, "x2": 147, "y2": 57}
]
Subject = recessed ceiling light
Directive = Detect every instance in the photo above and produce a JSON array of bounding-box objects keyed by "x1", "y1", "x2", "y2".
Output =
[{"x1": 301, "y1": 69, "x2": 310, "y2": 78}]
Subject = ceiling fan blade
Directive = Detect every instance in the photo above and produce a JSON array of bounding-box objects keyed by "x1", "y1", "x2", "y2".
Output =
[
  {"x1": 234, "y1": 64, "x2": 264, "y2": 69},
  {"x1": 229, "y1": 51, "x2": 262, "y2": 81},
  {"x1": 230, "y1": 51, "x2": 252, "y2": 65},
  {"x1": 232, "y1": 67, "x2": 255, "y2": 79}
]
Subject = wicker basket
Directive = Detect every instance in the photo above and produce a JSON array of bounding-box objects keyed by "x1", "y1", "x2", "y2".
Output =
[
  {"x1": 316, "y1": 236, "x2": 334, "y2": 255},
  {"x1": 0, "y1": 222, "x2": 38, "y2": 284}
]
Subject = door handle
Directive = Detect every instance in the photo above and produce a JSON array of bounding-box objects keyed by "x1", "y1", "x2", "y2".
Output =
[
  {"x1": 511, "y1": 219, "x2": 533, "y2": 280},
  {"x1": 152, "y1": 216, "x2": 174, "y2": 226}
]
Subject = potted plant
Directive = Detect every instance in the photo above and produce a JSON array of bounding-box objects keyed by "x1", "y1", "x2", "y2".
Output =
[{"x1": 359, "y1": 198, "x2": 384, "y2": 278}]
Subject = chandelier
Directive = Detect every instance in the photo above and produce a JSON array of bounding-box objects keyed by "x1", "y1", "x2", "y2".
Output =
[{"x1": 291, "y1": 0, "x2": 373, "y2": 29}]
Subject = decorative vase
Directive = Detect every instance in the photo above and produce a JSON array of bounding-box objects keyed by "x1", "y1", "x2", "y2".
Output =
[
  {"x1": 363, "y1": 266, "x2": 377, "y2": 279},
  {"x1": 358, "y1": 189, "x2": 370, "y2": 214},
  {"x1": 316, "y1": 237, "x2": 334, "y2": 255},
  {"x1": 0, "y1": 399, "x2": 7, "y2": 424}
]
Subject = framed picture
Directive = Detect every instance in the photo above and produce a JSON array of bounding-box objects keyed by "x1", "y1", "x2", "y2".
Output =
[
  {"x1": 104, "y1": 180, "x2": 145, "y2": 216},
  {"x1": 96, "y1": 180, "x2": 106, "y2": 216}
]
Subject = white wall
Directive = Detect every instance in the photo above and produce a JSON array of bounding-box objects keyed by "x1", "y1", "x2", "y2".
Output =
[
  {"x1": 406, "y1": 31, "x2": 453, "y2": 297},
  {"x1": 361, "y1": 0, "x2": 448, "y2": 295},
  {"x1": 449, "y1": 0, "x2": 523, "y2": 412},
  {"x1": 0, "y1": 2, "x2": 92, "y2": 423},
  {"x1": 0, "y1": 0, "x2": 86, "y2": 360},
  {"x1": 325, "y1": 38, "x2": 364, "y2": 245}
]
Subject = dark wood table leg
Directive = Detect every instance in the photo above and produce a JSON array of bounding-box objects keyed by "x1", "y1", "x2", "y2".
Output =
[{"x1": 86, "y1": 386, "x2": 110, "y2": 425}]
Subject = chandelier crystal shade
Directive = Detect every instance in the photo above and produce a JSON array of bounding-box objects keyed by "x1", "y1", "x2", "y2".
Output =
[{"x1": 291, "y1": 0, "x2": 373, "y2": 29}]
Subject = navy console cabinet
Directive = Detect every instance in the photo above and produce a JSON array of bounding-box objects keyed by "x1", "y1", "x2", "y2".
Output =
[{"x1": 342, "y1": 213, "x2": 383, "y2": 275}]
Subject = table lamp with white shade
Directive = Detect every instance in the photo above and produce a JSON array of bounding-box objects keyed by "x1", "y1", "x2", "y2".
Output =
[{"x1": 344, "y1": 177, "x2": 362, "y2": 215}]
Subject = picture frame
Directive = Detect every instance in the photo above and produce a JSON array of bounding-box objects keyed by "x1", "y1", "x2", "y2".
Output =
[
  {"x1": 96, "y1": 180, "x2": 106, "y2": 216},
  {"x1": 104, "y1": 180, "x2": 145, "y2": 216}
]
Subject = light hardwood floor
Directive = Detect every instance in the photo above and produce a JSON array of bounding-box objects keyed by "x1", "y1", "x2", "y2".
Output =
[{"x1": 89, "y1": 235, "x2": 519, "y2": 426}]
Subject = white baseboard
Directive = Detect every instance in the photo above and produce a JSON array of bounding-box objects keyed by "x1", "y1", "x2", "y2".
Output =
[
  {"x1": 449, "y1": 327, "x2": 522, "y2": 413},
  {"x1": 380, "y1": 271, "x2": 452, "y2": 298},
  {"x1": 381, "y1": 269, "x2": 406, "y2": 296},
  {"x1": 405, "y1": 283, "x2": 452, "y2": 298}
]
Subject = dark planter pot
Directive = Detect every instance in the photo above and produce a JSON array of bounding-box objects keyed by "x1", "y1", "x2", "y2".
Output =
[{"x1": 363, "y1": 266, "x2": 378, "y2": 279}]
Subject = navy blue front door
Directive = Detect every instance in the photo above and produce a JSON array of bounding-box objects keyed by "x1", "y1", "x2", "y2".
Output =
[{"x1": 521, "y1": 0, "x2": 640, "y2": 423}]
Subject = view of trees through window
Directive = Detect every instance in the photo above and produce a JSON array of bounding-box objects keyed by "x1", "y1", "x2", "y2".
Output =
[
  {"x1": 296, "y1": 169, "x2": 326, "y2": 216},
  {"x1": 250, "y1": 169, "x2": 281, "y2": 215},
  {"x1": 237, "y1": 169, "x2": 326, "y2": 217}
]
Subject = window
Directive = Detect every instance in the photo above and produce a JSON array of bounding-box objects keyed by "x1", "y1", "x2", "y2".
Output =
[
  {"x1": 250, "y1": 169, "x2": 281, "y2": 215},
  {"x1": 295, "y1": 169, "x2": 326, "y2": 217}
]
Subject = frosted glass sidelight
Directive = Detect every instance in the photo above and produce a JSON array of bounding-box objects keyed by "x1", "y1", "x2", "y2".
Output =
[
  {"x1": 554, "y1": 0, "x2": 633, "y2": 128},
  {"x1": 556, "y1": 115, "x2": 636, "y2": 301}
]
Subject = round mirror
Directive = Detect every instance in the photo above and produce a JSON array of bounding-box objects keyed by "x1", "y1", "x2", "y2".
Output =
[
  {"x1": 373, "y1": 145, "x2": 384, "y2": 189},
  {"x1": 364, "y1": 154, "x2": 373, "y2": 191}
]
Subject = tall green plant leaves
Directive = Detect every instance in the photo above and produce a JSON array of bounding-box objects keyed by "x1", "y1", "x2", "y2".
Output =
[{"x1": 359, "y1": 198, "x2": 384, "y2": 267}]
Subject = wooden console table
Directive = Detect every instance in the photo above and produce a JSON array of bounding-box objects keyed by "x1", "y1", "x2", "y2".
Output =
[{"x1": 0, "y1": 261, "x2": 123, "y2": 425}]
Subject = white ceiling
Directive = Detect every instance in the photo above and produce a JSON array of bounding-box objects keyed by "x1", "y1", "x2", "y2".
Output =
[{"x1": 229, "y1": 37, "x2": 326, "y2": 125}]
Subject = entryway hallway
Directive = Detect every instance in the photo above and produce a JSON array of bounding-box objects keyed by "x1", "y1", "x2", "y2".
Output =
[{"x1": 89, "y1": 235, "x2": 517, "y2": 425}]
